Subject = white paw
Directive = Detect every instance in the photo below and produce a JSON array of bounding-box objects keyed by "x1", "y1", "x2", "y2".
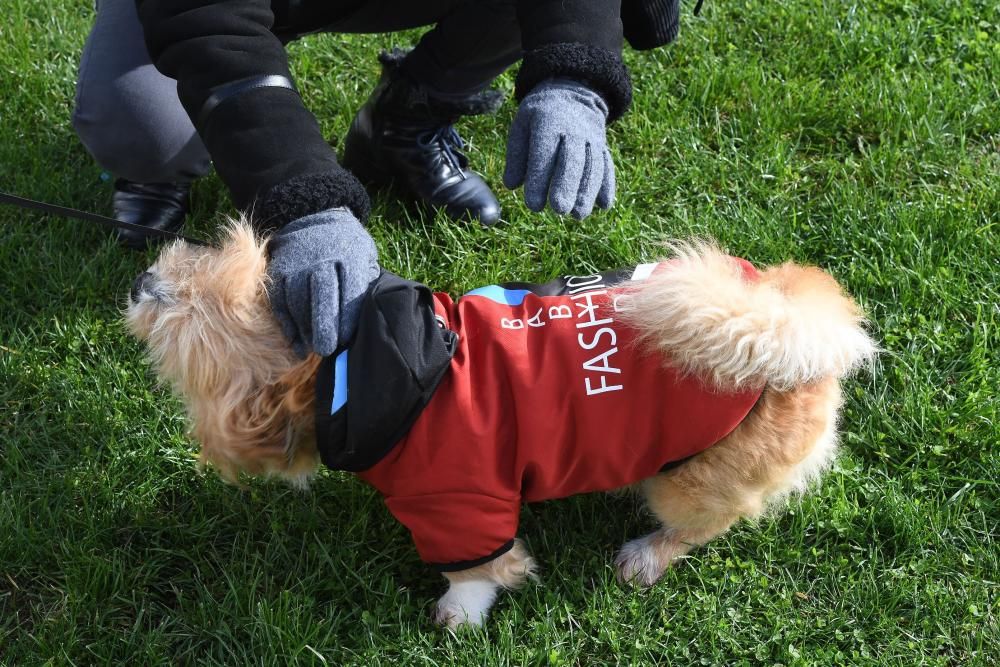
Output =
[
  {"x1": 433, "y1": 580, "x2": 497, "y2": 630},
  {"x1": 615, "y1": 534, "x2": 668, "y2": 587},
  {"x1": 433, "y1": 598, "x2": 486, "y2": 630}
]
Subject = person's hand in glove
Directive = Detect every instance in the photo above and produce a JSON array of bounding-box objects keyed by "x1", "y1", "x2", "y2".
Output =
[
  {"x1": 267, "y1": 208, "x2": 380, "y2": 357},
  {"x1": 503, "y1": 78, "x2": 614, "y2": 219}
]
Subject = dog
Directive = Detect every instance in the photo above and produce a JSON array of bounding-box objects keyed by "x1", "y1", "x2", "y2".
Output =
[{"x1": 126, "y1": 221, "x2": 875, "y2": 629}]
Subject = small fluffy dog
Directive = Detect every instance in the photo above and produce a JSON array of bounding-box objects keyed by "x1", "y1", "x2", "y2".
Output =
[{"x1": 126, "y1": 222, "x2": 875, "y2": 629}]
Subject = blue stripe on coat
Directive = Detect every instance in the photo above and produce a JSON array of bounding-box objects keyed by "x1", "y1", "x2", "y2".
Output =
[
  {"x1": 464, "y1": 285, "x2": 530, "y2": 305},
  {"x1": 331, "y1": 350, "x2": 349, "y2": 414}
]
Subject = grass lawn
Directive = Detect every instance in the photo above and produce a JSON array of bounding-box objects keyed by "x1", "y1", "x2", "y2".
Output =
[{"x1": 2, "y1": 0, "x2": 998, "y2": 663}]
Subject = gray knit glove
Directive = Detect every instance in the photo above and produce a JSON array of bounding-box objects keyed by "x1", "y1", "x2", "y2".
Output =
[
  {"x1": 267, "y1": 208, "x2": 380, "y2": 357},
  {"x1": 503, "y1": 79, "x2": 615, "y2": 219}
]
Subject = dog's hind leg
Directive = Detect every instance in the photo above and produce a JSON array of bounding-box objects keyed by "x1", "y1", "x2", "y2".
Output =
[
  {"x1": 434, "y1": 539, "x2": 537, "y2": 630},
  {"x1": 615, "y1": 495, "x2": 743, "y2": 587},
  {"x1": 616, "y1": 381, "x2": 841, "y2": 587}
]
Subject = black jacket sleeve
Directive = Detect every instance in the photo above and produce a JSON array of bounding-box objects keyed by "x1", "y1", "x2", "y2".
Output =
[
  {"x1": 514, "y1": 0, "x2": 632, "y2": 122},
  {"x1": 622, "y1": 0, "x2": 681, "y2": 51},
  {"x1": 135, "y1": 0, "x2": 369, "y2": 230}
]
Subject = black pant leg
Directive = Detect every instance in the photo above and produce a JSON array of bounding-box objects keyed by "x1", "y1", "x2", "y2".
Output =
[
  {"x1": 313, "y1": 0, "x2": 462, "y2": 34},
  {"x1": 402, "y1": 0, "x2": 522, "y2": 95}
]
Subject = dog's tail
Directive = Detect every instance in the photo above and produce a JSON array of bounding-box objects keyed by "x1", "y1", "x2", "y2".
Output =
[{"x1": 620, "y1": 242, "x2": 876, "y2": 391}]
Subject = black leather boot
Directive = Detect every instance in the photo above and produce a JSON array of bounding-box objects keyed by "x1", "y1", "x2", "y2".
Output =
[
  {"x1": 112, "y1": 179, "x2": 191, "y2": 250},
  {"x1": 342, "y1": 50, "x2": 503, "y2": 226}
]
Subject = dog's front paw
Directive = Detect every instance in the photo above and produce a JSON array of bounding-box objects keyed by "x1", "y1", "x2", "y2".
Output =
[
  {"x1": 433, "y1": 580, "x2": 498, "y2": 630},
  {"x1": 434, "y1": 598, "x2": 487, "y2": 630},
  {"x1": 615, "y1": 533, "x2": 672, "y2": 587}
]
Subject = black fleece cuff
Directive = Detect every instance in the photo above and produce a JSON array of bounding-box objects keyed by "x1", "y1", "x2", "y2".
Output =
[
  {"x1": 255, "y1": 170, "x2": 372, "y2": 232},
  {"x1": 515, "y1": 43, "x2": 633, "y2": 123}
]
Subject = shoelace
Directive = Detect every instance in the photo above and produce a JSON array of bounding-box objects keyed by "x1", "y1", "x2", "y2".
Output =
[{"x1": 417, "y1": 125, "x2": 466, "y2": 174}]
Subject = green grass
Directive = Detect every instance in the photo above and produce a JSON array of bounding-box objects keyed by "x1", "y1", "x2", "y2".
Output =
[{"x1": 2, "y1": 0, "x2": 998, "y2": 663}]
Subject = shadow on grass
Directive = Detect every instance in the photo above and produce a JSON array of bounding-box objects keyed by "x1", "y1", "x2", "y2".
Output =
[{"x1": 2, "y1": 293, "x2": 659, "y2": 655}]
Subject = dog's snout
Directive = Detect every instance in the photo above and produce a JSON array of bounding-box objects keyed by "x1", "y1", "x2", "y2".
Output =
[{"x1": 131, "y1": 271, "x2": 154, "y2": 302}]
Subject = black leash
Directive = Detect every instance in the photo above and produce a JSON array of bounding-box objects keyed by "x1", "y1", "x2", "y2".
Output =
[{"x1": 0, "y1": 191, "x2": 210, "y2": 247}]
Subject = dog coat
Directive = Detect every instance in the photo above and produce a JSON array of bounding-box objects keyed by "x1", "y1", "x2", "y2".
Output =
[{"x1": 316, "y1": 261, "x2": 763, "y2": 571}]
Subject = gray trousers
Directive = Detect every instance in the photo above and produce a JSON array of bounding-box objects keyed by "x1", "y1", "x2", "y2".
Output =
[
  {"x1": 73, "y1": 0, "x2": 522, "y2": 185},
  {"x1": 73, "y1": 0, "x2": 212, "y2": 184}
]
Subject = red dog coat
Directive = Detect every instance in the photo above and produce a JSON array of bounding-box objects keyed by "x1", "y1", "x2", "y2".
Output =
[{"x1": 316, "y1": 261, "x2": 763, "y2": 570}]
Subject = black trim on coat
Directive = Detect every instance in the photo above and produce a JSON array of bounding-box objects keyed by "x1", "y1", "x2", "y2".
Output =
[
  {"x1": 315, "y1": 272, "x2": 457, "y2": 473},
  {"x1": 515, "y1": 43, "x2": 633, "y2": 123},
  {"x1": 429, "y1": 539, "x2": 517, "y2": 573},
  {"x1": 658, "y1": 455, "x2": 694, "y2": 473},
  {"x1": 255, "y1": 169, "x2": 372, "y2": 232},
  {"x1": 197, "y1": 74, "x2": 298, "y2": 129}
]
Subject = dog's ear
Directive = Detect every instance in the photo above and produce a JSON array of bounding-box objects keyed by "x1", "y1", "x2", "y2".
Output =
[
  {"x1": 195, "y1": 354, "x2": 322, "y2": 484},
  {"x1": 213, "y1": 218, "x2": 271, "y2": 304}
]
